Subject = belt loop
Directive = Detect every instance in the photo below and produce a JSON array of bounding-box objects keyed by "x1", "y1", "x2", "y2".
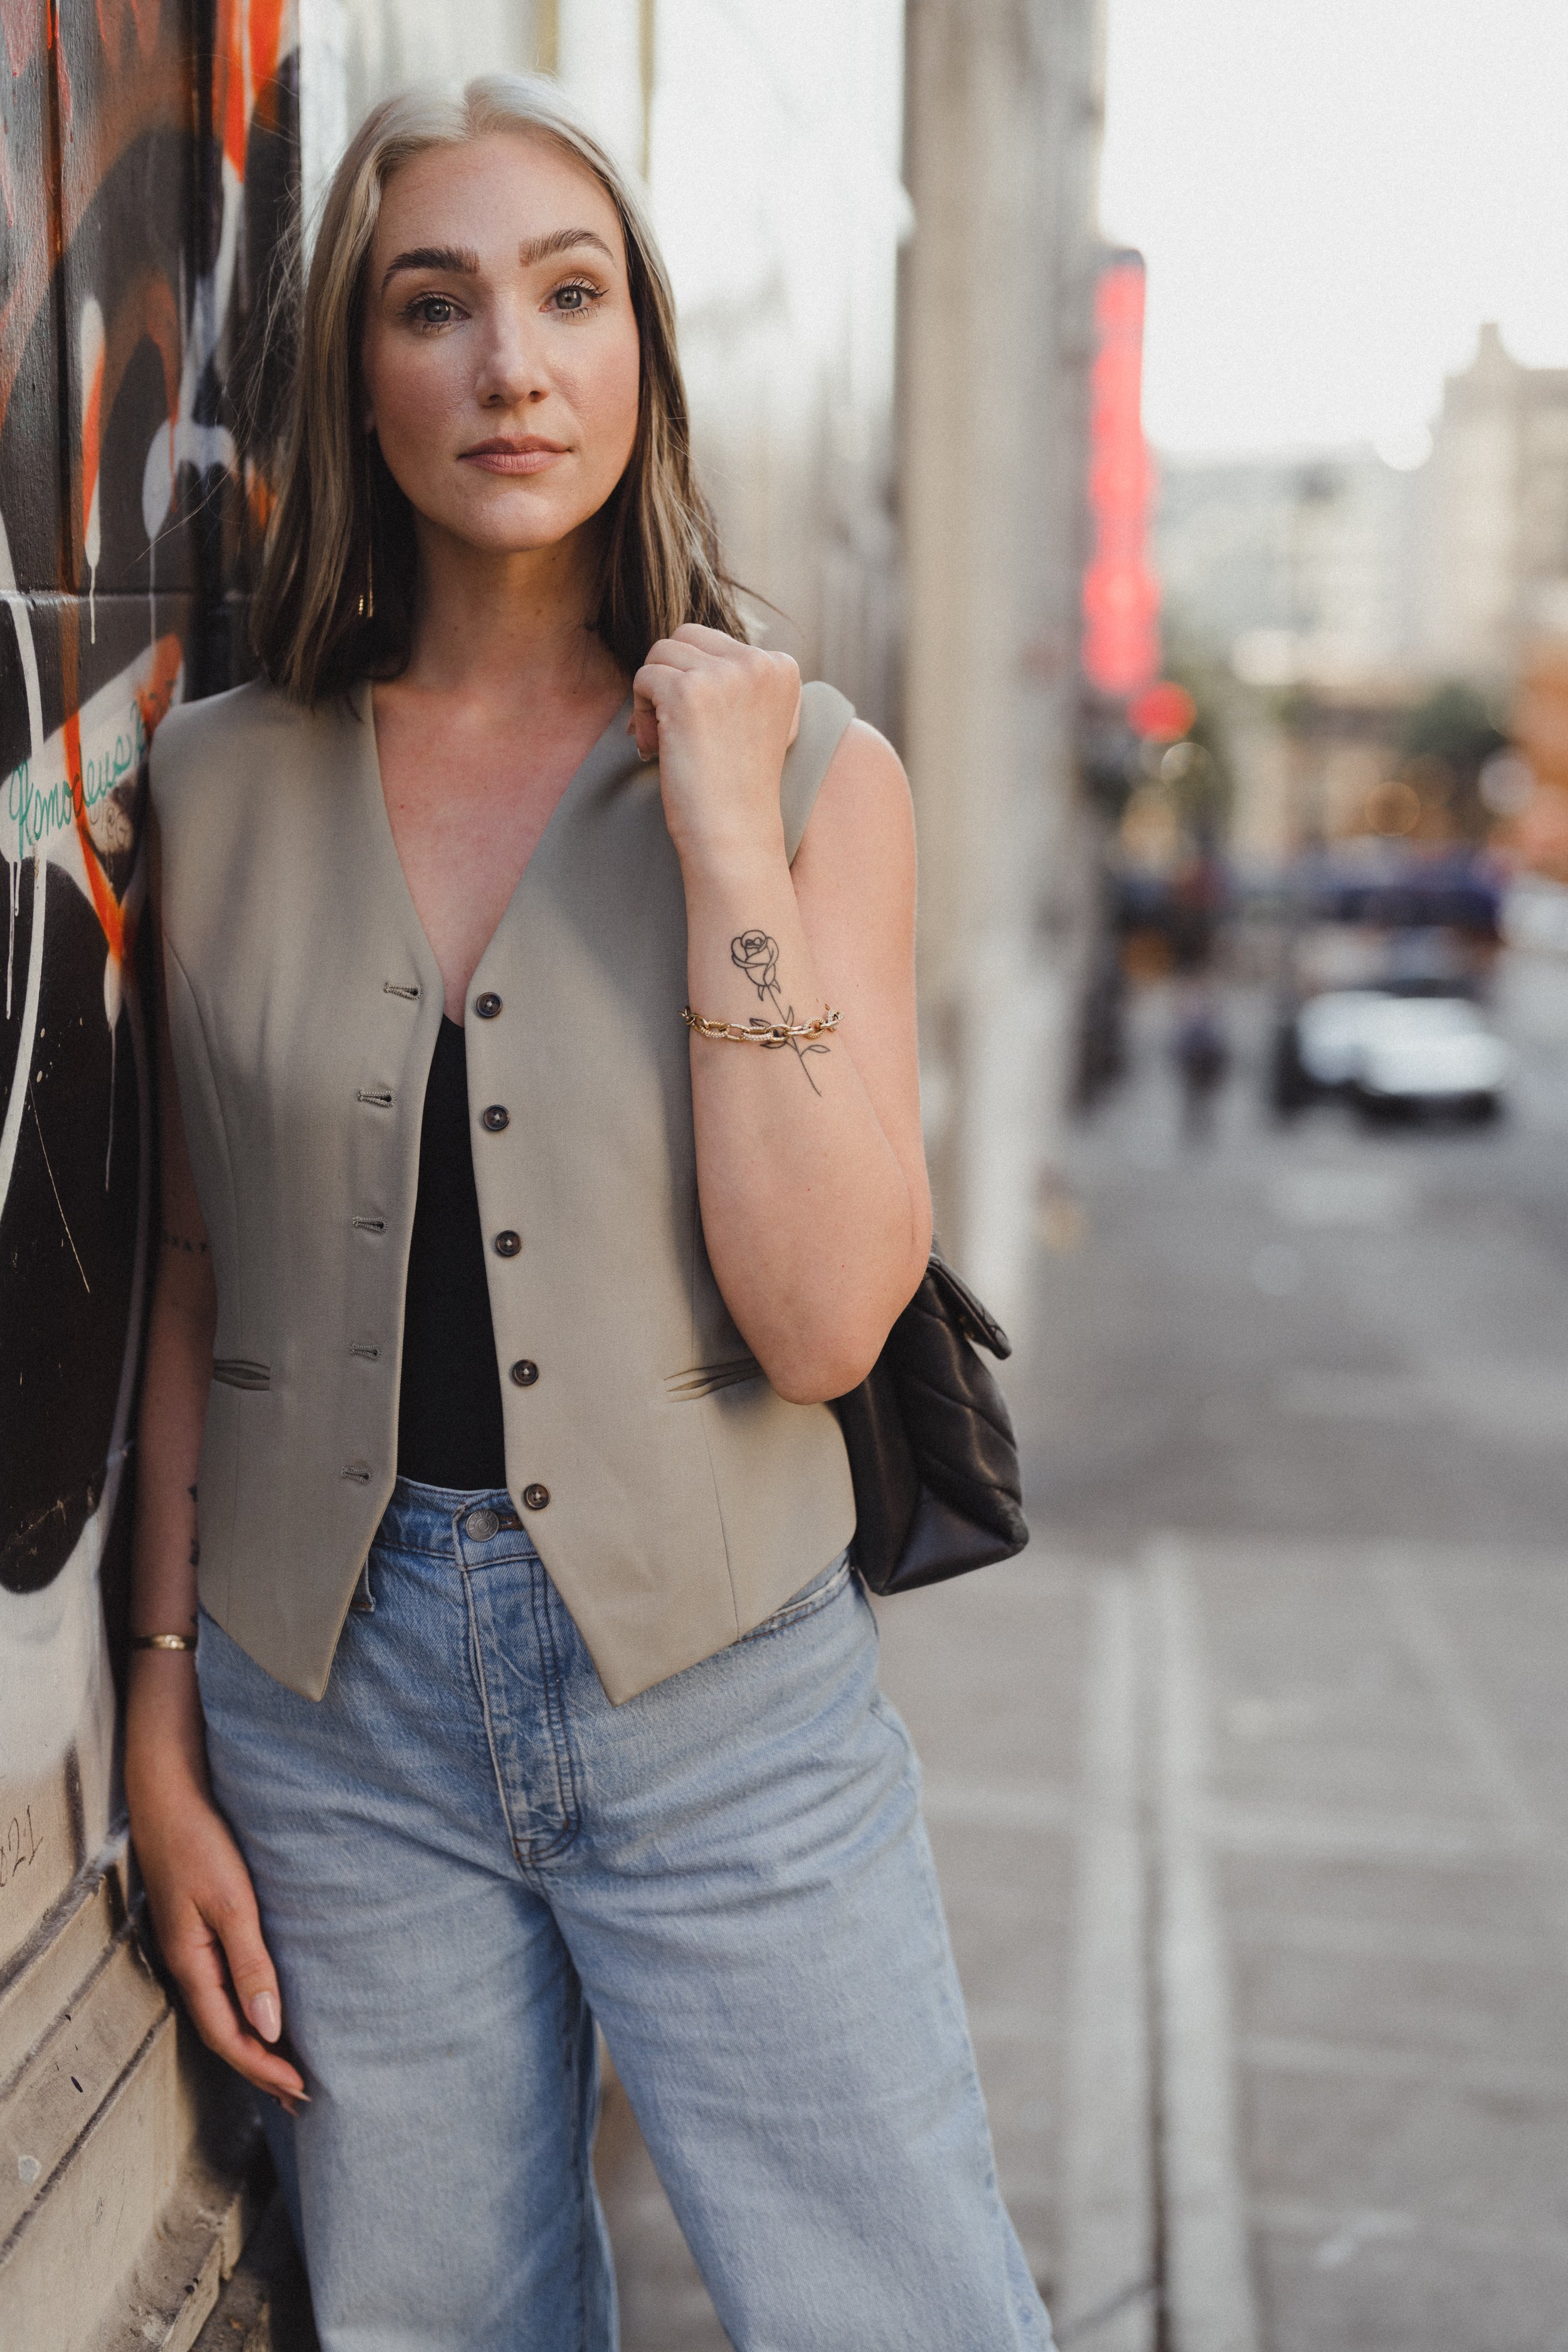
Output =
[{"x1": 349, "y1": 1557, "x2": 375, "y2": 1614}]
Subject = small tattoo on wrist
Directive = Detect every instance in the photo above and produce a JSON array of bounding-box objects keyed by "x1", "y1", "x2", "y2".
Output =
[
  {"x1": 730, "y1": 931, "x2": 831, "y2": 1096},
  {"x1": 161, "y1": 1229, "x2": 208, "y2": 1254}
]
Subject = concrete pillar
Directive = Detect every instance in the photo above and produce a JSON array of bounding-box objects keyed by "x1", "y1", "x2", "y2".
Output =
[{"x1": 899, "y1": 0, "x2": 1103, "y2": 1323}]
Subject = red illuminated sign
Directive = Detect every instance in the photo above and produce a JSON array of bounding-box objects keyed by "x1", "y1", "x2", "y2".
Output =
[
  {"x1": 1128, "y1": 680, "x2": 1195, "y2": 741},
  {"x1": 1081, "y1": 252, "x2": 1160, "y2": 699}
]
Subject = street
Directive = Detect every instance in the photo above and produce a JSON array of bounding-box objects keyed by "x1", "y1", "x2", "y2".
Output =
[{"x1": 599, "y1": 948, "x2": 1568, "y2": 2351}]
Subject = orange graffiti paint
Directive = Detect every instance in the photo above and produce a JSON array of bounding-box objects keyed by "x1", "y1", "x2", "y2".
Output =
[
  {"x1": 62, "y1": 706, "x2": 122, "y2": 961},
  {"x1": 58, "y1": 634, "x2": 182, "y2": 967},
  {"x1": 218, "y1": 0, "x2": 291, "y2": 179}
]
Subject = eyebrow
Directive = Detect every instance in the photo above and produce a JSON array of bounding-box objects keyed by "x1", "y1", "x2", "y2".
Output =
[
  {"x1": 519, "y1": 228, "x2": 616, "y2": 268},
  {"x1": 382, "y1": 244, "x2": 480, "y2": 291},
  {"x1": 381, "y1": 229, "x2": 615, "y2": 294}
]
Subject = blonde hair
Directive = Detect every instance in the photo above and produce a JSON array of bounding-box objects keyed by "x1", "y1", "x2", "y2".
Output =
[{"x1": 250, "y1": 73, "x2": 741, "y2": 702}]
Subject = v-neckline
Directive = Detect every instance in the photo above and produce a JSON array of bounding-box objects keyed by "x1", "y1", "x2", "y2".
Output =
[{"x1": 355, "y1": 681, "x2": 637, "y2": 1017}]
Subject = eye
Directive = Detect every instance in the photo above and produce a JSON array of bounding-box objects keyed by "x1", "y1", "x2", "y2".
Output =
[
  {"x1": 404, "y1": 294, "x2": 461, "y2": 331},
  {"x1": 548, "y1": 277, "x2": 604, "y2": 318}
]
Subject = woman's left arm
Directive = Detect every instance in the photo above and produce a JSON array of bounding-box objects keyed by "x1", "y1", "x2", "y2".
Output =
[{"x1": 633, "y1": 625, "x2": 933, "y2": 1404}]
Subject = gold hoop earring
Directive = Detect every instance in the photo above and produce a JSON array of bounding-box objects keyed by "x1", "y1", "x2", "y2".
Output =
[{"x1": 357, "y1": 536, "x2": 375, "y2": 623}]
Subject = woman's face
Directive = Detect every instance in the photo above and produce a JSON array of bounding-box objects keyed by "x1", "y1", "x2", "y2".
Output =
[{"x1": 361, "y1": 131, "x2": 642, "y2": 564}]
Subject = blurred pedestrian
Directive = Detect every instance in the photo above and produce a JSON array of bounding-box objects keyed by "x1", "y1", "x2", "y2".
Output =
[
  {"x1": 124, "y1": 75, "x2": 1052, "y2": 2352},
  {"x1": 1171, "y1": 985, "x2": 1231, "y2": 1142}
]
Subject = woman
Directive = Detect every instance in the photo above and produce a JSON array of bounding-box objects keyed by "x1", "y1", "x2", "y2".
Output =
[{"x1": 127, "y1": 74, "x2": 1052, "y2": 2352}]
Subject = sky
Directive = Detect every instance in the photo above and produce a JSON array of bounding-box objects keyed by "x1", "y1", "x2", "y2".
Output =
[{"x1": 1099, "y1": 0, "x2": 1568, "y2": 462}]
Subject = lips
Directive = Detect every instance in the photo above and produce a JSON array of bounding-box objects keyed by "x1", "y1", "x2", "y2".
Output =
[{"x1": 459, "y1": 437, "x2": 569, "y2": 475}]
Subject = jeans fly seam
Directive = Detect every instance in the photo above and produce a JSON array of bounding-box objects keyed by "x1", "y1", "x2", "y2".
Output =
[
  {"x1": 526, "y1": 1560, "x2": 583, "y2": 1859},
  {"x1": 460, "y1": 1565, "x2": 529, "y2": 1872}
]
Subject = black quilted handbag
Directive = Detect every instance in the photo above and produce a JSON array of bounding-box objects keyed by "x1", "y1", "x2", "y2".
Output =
[{"x1": 830, "y1": 1250, "x2": 1029, "y2": 1595}]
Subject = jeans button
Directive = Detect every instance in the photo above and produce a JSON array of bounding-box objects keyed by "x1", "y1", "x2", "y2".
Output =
[{"x1": 465, "y1": 1507, "x2": 500, "y2": 1541}]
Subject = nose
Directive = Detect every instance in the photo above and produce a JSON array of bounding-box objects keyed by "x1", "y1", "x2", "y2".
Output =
[{"x1": 474, "y1": 296, "x2": 549, "y2": 410}]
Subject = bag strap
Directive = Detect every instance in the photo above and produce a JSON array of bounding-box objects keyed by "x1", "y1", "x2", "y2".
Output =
[{"x1": 924, "y1": 1249, "x2": 1012, "y2": 1360}]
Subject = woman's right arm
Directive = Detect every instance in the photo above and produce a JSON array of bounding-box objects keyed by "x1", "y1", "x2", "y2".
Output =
[{"x1": 124, "y1": 810, "x2": 306, "y2": 2112}]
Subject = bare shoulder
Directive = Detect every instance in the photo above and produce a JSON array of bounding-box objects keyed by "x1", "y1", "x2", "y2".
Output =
[{"x1": 793, "y1": 719, "x2": 915, "y2": 906}]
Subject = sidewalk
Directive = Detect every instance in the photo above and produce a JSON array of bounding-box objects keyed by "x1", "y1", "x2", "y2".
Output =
[{"x1": 1148, "y1": 1532, "x2": 1568, "y2": 2352}]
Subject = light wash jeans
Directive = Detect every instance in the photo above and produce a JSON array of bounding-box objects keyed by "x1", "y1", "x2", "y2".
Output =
[{"x1": 198, "y1": 1475, "x2": 1053, "y2": 2352}]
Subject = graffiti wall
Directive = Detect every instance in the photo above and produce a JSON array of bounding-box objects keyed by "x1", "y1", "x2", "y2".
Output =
[{"x1": 0, "y1": 1, "x2": 295, "y2": 2321}]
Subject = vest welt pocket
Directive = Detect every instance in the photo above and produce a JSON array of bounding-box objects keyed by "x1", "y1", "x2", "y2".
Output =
[
  {"x1": 664, "y1": 1355, "x2": 763, "y2": 1402},
  {"x1": 211, "y1": 1358, "x2": 271, "y2": 1392}
]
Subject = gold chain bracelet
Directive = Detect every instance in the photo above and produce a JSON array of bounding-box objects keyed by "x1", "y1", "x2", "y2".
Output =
[{"x1": 681, "y1": 1004, "x2": 841, "y2": 1046}]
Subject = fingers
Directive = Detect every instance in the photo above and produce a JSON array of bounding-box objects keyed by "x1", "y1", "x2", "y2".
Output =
[
  {"x1": 628, "y1": 634, "x2": 801, "y2": 811},
  {"x1": 218, "y1": 1888, "x2": 287, "y2": 2049},
  {"x1": 170, "y1": 1911, "x2": 309, "y2": 2108},
  {"x1": 669, "y1": 621, "x2": 755, "y2": 657},
  {"x1": 644, "y1": 629, "x2": 795, "y2": 680},
  {"x1": 631, "y1": 641, "x2": 798, "y2": 719},
  {"x1": 629, "y1": 686, "x2": 660, "y2": 763},
  {"x1": 152, "y1": 1852, "x2": 309, "y2": 2111}
]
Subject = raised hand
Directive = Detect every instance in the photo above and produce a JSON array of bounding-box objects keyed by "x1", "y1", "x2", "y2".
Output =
[{"x1": 630, "y1": 623, "x2": 802, "y2": 869}]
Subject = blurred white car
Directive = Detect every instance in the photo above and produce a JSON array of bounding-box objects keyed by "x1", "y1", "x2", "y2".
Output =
[
  {"x1": 1293, "y1": 992, "x2": 1512, "y2": 1118},
  {"x1": 1294, "y1": 992, "x2": 1399, "y2": 1089}
]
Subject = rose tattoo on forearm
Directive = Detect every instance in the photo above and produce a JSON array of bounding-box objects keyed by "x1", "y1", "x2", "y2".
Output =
[{"x1": 730, "y1": 930, "x2": 832, "y2": 1095}]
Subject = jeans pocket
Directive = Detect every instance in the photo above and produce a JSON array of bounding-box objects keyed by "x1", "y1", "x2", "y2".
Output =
[{"x1": 739, "y1": 1551, "x2": 854, "y2": 1643}]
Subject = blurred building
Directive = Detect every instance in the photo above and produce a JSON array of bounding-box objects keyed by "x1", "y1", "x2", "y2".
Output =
[
  {"x1": 1149, "y1": 328, "x2": 1568, "y2": 872},
  {"x1": 1155, "y1": 446, "x2": 1421, "y2": 689},
  {"x1": 1420, "y1": 322, "x2": 1568, "y2": 685},
  {"x1": 1156, "y1": 325, "x2": 1568, "y2": 704}
]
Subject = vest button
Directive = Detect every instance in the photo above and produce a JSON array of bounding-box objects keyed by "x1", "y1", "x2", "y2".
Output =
[
  {"x1": 523, "y1": 1483, "x2": 551, "y2": 1512},
  {"x1": 493, "y1": 1229, "x2": 522, "y2": 1258},
  {"x1": 510, "y1": 1359, "x2": 539, "y2": 1386},
  {"x1": 474, "y1": 992, "x2": 502, "y2": 1019},
  {"x1": 481, "y1": 1104, "x2": 510, "y2": 1132}
]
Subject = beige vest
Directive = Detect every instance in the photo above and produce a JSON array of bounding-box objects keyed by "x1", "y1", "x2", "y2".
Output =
[{"x1": 149, "y1": 676, "x2": 857, "y2": 1704}]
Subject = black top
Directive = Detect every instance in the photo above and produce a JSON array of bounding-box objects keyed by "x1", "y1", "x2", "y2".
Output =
[{"x1": 396, "y1": 1017, "x2": 508, "y2": 1488}]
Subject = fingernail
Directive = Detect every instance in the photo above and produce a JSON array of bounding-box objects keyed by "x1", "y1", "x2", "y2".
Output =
[{"x1": 248, "y1": 1991, "x2": 281, "y2": 2042}]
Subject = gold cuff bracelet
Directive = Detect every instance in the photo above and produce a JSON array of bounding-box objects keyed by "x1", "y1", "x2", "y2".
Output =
[{"x1": 131, "y1": 1633, "x2": 198, "y2": 1652}]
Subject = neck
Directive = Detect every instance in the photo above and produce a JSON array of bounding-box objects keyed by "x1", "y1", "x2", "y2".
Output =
[{"x1": 401, "y1": 515, "x2": 623, "y2": 709}]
